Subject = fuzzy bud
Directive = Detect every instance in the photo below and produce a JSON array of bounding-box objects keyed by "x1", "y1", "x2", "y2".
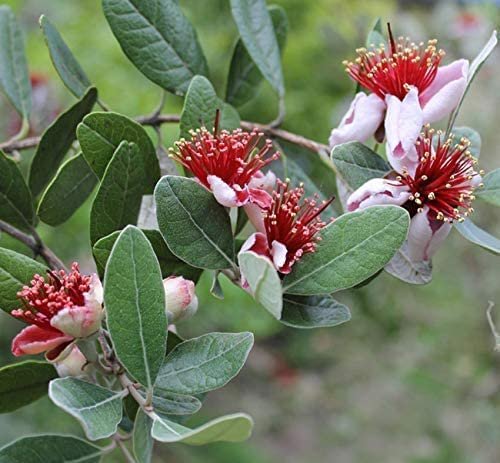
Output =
[{"x1": 163, "y1": 276, "x2": 198, "y2": 324}]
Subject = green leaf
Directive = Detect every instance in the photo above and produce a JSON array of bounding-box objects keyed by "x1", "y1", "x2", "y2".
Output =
[
  {"x1": 476, "y1": 168, "x2": 500, "y2": 206},
  {"x1": 93, "y1": 229, "x2": 202, "y2": 282},
  {"x1": 0, "y1": 6, "x2": 31, "y2": 119},
  {"x1": 90, "y1": 141, "x2": 146, "y2": 245},
  {"x1": 220, "y1": 103, "x2": 241, "y2": 131},
  {"x1": 452, "y1": 126, "x2": 481, "y2": 158},
  {"x1": 366, "y1": 18, "x2": 386, "y2": 48},
  {"x1": 77, "y1": 111, "x2": 160, "y2": 186},
  {"x1": 238, "y1": 251, "x2": 282, "y2": 319},
  {"x1": 39, "y1": 15, "x2": 92, "y2": 98},
  {"x1": 155, "y1": 332, "x2": 253, "y2": 395},
  {"x1": 331, "y1": 142, "x2": 391, "y2": 190},
  {"x1": 133, "y1": 410, "x2": 154, "y2": 463},
  {"x1": 146, "y1": 390, "x2": 201, "y2": 415},
  {"x1": 37, "y1": 153, "x2": 97, "y2": 226},
  {"x1": 152, "y1": 412, "x2": 253, "y2": 445},
  {"x1": 49, "y1": 378, "x2": 124, "y2": 441},
  {"x1": 155, "y1": 176, "x2": 236, "y2": 270},
  {"x1": 385, "y1": 241, "x2": 433, "y2": 285},
  {"x1": 28, "y1": 87, "x2": 98, "y2": 197},
  {"x1": 104, "y1": 226, "x2": 167, "y2": 389},
  {"x1": 0, "y1": 150, "x2": 35, "y2": 231},
  {"x1": 102, "y1": 0, "x2": 208, "y2": 95},
  {"x1": 0, "y1": 435, "x2": 103, "y2": 463},
  {"x1": 0, "y1": 361, "x2": 57, "y2": 414},
  {"x1": 280, "y1": 295, "x2": 351, "y2": 329},
  {"x1": 283, "y1": 206, "x2": 410, "y2": 295},
  {"x1": 455, "y1": 219, "x2": 500, "y2": 255},
  {"x1": 226, "y1": 5, "x2": 288, "y2": 107},
  {"x1": 0, "y1": 247, "x2": 47, "y2": 314}
]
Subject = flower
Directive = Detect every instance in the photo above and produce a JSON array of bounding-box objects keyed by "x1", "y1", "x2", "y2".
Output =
[
  {"x1": 330, "y1": 25, "x2": 468, "y2": 172},
  {"x1": 11, "y1": 263, "x2": 104, "y2": 357},
  {"x1": 347, "y1": 126, "x2": 482, "y2": 261},
  {"x1": 52, "y1": 345, "x2": 88, "y2": 378},
  {"x1": 241, "y1": 180, "x2": 334, "y2": 274},
  {"x1": 163, "y1": 276, "x2": 198, "y2": 324},
  {"x1": 170, "y1": 125, "x2": 279, "y2": 208}
]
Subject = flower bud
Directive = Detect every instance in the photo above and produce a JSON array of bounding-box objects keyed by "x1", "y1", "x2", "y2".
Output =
[{"x1": 163, "y1": 276, "x2": 198, "y2": 324}]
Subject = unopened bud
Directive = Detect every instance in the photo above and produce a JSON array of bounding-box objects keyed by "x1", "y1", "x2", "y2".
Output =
[{"x1": 163, "y1": 276, "x2": 198, "y2": 324}]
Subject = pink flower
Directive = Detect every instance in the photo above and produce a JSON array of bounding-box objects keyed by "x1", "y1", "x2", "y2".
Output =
[
  {"x1": 347, "y1": 126, "x2": 482, "y2": 261},
  {"x1": 240, "y1": 180, "x2": 333, "y2": 274},
  {"x1": 11, "y1": 263, "x2": 104, "y2": 357},
  {"x1": 330, "y1": 27, "x2": 468, "y2": 169},
  {"x1": 163, "y1": 276, "x2": 198, "y2": 324},
  {"x1": 169, "y1": 126, "x2": 279, "y2": 208}
]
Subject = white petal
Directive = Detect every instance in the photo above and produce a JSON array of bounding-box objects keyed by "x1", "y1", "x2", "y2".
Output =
[
  {"x1": 271, "y1": 240, "x2": 288, "y2": 270},
  {"x1": 207, "y1": 175, "x2": 240, "y2": 207},
  {"x1": 347, "y1": 178, "x2": 411, "y2": 211}
]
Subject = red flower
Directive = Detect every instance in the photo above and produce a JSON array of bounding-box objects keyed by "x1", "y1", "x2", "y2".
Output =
[
  {"x1": 11, "y1": 263, "x2": 103, "y2": 357},
  {"x1": 170, "y1": 126, "x2": 279, "y2": 208},
  {"x1": 241, "y1": 180, "x2": 333, "y2": 274}
]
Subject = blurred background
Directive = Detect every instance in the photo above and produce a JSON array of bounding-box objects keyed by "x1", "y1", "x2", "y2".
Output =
[{"x1": 0, "y1": 0, "x2": 499, "y2": 462}]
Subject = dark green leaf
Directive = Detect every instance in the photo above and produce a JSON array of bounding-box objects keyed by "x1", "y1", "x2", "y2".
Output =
[
  {"x1": 283, "y1": 206, "x2": 410, "y2": 295},
  {"x1": 155, "y1": 332, "x2": 253, "y2": 395},
  {"x1": 102, "y1": 0, "x2": 208, "y2": 95},
  {"x1": 0, "y1": 435, "x2": 103, "y2": 463},
  {"x1": 476, "y1": 168, "x2": 500, "y2": 206},
  {"x1": 226, "y1": 5, "x2": 288, "y2": 107},
  {"x1": 0, "y1": 361, "x2": 57, "y2": 413},
  {"x1": 37, "y1": 153, "x2": 97, "y2": 226},
  {"x1": 0, "y1": 6, "x2": 31, "y2": 119},
  {"x1": 280, "y1": 295, "x2": 351, "y2": 329},
  {"x1": 0, "y1": 247, "x2": 47, "y2": 314},
  {"x1": 155, "y1": 176, "x2": 236, "y2": 270},
  {"x1": 331, "y1": 142, "x2": 391, "y2": 190},
  {"x1": 230, "y1": 0, "x2": 284, "y2": 97},
  {"x1": 77, "y1": 111, "x2": 160, "y2": 186},
  {"x1": 28, "y1": 87, "x2": 97, "y2": 197},
  {"x1": 90, "y1": 141, "x2": 146, "y2": 245},
  {"x1": 133, "y1": 410, "x2": 154, "y2": 463},
  {"x1": 104, "y1": 226, "x2": 167, "y2": 389},
  {"x1": 144, "y1": 389, "x2": 201, "y2": 415},
  {"x1": 455, "y1": 219, "x2": 500, "y2": 255},
  {"x1": 0, "y1": 150, "x2": 35, "y2": 231},
  {"x1": 39, "y1": 15, "x2": 92, "y2": 98}
]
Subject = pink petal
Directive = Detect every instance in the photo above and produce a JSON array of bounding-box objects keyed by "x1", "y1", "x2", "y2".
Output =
[
  {"x1": 329, "y1": 92, "x2": 386, "y2": 147},
  {"x1": 385, "y1": 87, "x2": 423, "y2": 175},
  {"x1": 240, "y1": 232, "x2": 270, "y2": 257},
  {"x1": 248, "y1": 170, "x2": 276, "y2": 192},
  {"x1": 244, "y1": 203, "x2": 266, "y2": 233},
  {"x1": 407, "y1": 207, "x2": 452, "y2": 261},
  {"x1": 249, "y1": 188, "x2": 272, "y2": 208},
  {"x1": 53, "y1": 345, "x2": 87, "y2": 378},
  {"x1": 420, "y1": 59, "x2": 469, "y2": 123},
  {"x1": 207, "y1": 175, "x2": 243, "y2": 207},
  {"x1": 11, "y1": 325, "x2": 72, "y2": 357},
  {"x1": 50, "y1": 302, "x2": 103, "y2": 339},
  {"x1": 271, "y1": 240, "x2": 288, "y2": 270},
  {"x1": 347, "y1": 178, "x2": 411, "y2": 211}
]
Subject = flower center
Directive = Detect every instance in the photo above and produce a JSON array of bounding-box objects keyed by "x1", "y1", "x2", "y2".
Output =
[
  {"x1": 12, "y1": 263, "x2": 92, "y2": 331},
  {"x1": 344, "y1": 25, "x2": 445, "y2": 100},
  {"x1": 397, "y1": 127, "x2": 481, "y2": 222},
  {"x1": 170, "y1": 126, "x2": 279, "y2": 189},
  {"x1": 263, "y1": 180, "x2": 333, "y2": 269}
]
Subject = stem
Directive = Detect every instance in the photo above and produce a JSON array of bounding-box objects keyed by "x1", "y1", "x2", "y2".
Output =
[
  {"x1": 0, "y1": 135, "x2": 40, "y2": 152},
  {"x1": 115, "y1": 437, "x2": 136, "y2": 463}
]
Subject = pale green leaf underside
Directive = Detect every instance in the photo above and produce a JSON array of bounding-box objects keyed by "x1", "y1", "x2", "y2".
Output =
[
  {"x1": 476, "y1": 168, "x2": 500, "y2": 206},
  {"x1": 455, "y1": 219, "x2": 500, "y2": 255}
]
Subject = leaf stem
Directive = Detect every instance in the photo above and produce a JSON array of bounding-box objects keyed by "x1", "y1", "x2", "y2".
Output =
[{"x1": 115, "y1": 436, "x2": 136, "y2": 463}]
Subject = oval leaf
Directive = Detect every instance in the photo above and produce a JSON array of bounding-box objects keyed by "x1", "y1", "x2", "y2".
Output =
[
  {"x1": 49, "y1": 378, "x2": 124, "y2": 441},
  {"x1": 0, "y1": 435, "x2": 103, "y2": 463},
  {"x1": 152, "y1": 412, "x2": 253, "y2": 445},
  {"x1": 0, "y1": 150, "x2": 35, "y2": 231},
  {"x1": 28, "y1": 87, "x2": 98, "y2": 197},
  {"x1": 142, "y1": 390, "x2": 201, "y2": 415},
  {"x1": 455, "y1": 219, "x2": 500, "y2": 255},
  {"x1": 238, "y1": 251, "x2": 283, "y2": 319},
  {"x1": 476, "y1": 168, "x2": 500, "y2": 206},
  {"x1": 230, "y1": 0, "x2": 284, "y2": 97},
  {"x1": 155, "y1": 332, "x2": 253, "y2": 395},
  {"x1": 77, "y1": 111, "x2": 160, "y2": 185},
  {"x1": 0, "y1": 361, "x2": 57, "y2": 414},
  {"x1": 283, "y1": 206, "x2": 410, "y2": 295},
  {"x1": 104, "y1": 226, "x2": 167, "y2": 389},
  {"x1": 37, "y1": 153, "x2": 97, "y2": 226},
  {"x1": 102, "y1": 0, "x2": 208, "y2": 95},
  {"x1": 133, "y1": 410, "x2": 154, "y2": 463},
  {"x1": 280, "y1": 295, "x2": 351, "y2": 329},
  {"x1": 0, "y1": 247, "x2": 47, "y2": 314},
  {"x1": 155, "y1": 176, "x2": 236, "y2": 270},
  {"x1": 0, "y1": 6, "x2": 31, "y2": 119},
  {"x1": 40, "y1": 15, "x2": 92, "y2": 98},
  {"x1": 90, "y1": 141, "x2": 146, "y2": 245}
]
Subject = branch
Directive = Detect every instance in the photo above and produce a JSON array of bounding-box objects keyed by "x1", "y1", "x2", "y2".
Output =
[{"x1": 0, "y1": 136, "x2": 40, "y2": 153}]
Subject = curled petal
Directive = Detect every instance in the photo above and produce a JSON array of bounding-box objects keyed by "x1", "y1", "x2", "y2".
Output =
[
  {"x1": 50, "y1": 301, "x2": 103, "y2": 339},
  {"x1": 271, "y1": 240, "x2": 288, "y2": 270},
  {"x1": 385, "y1": 87, "x2": 423, "y2": 175},
  {"x1": 347, "y1": 178, "x2": 411, "y2": 211},
  {"x1": 52, "y1": 345, "x2": 88, "y2": 378},
  {"x1": 248, "y1": 170, "x2": 276, "y2": 192},
  {"x1": 85, "y1": 275, "x2": 103, "y2": 306},
  {"x1": 420, "y1": 59, "x2": 469, "y2": 123},
  {"x1": 244, "y1": 203, "x2": 266, "y2": 233},
  {"x1": 329, "y1": 92, "x2": 386, "y2": 147},
  {"x1": 240, "y1": 232, "x2": 270, "y2": 257},
  {"x1": 407, "y1": 207, "x2": 452, "y2": 262},
  {"x1": 207, "y1": 175, "x2": 246, "y2": 207},
  {"x1": 11, "y1": 325, "x2": 72, "y2": 357}
]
